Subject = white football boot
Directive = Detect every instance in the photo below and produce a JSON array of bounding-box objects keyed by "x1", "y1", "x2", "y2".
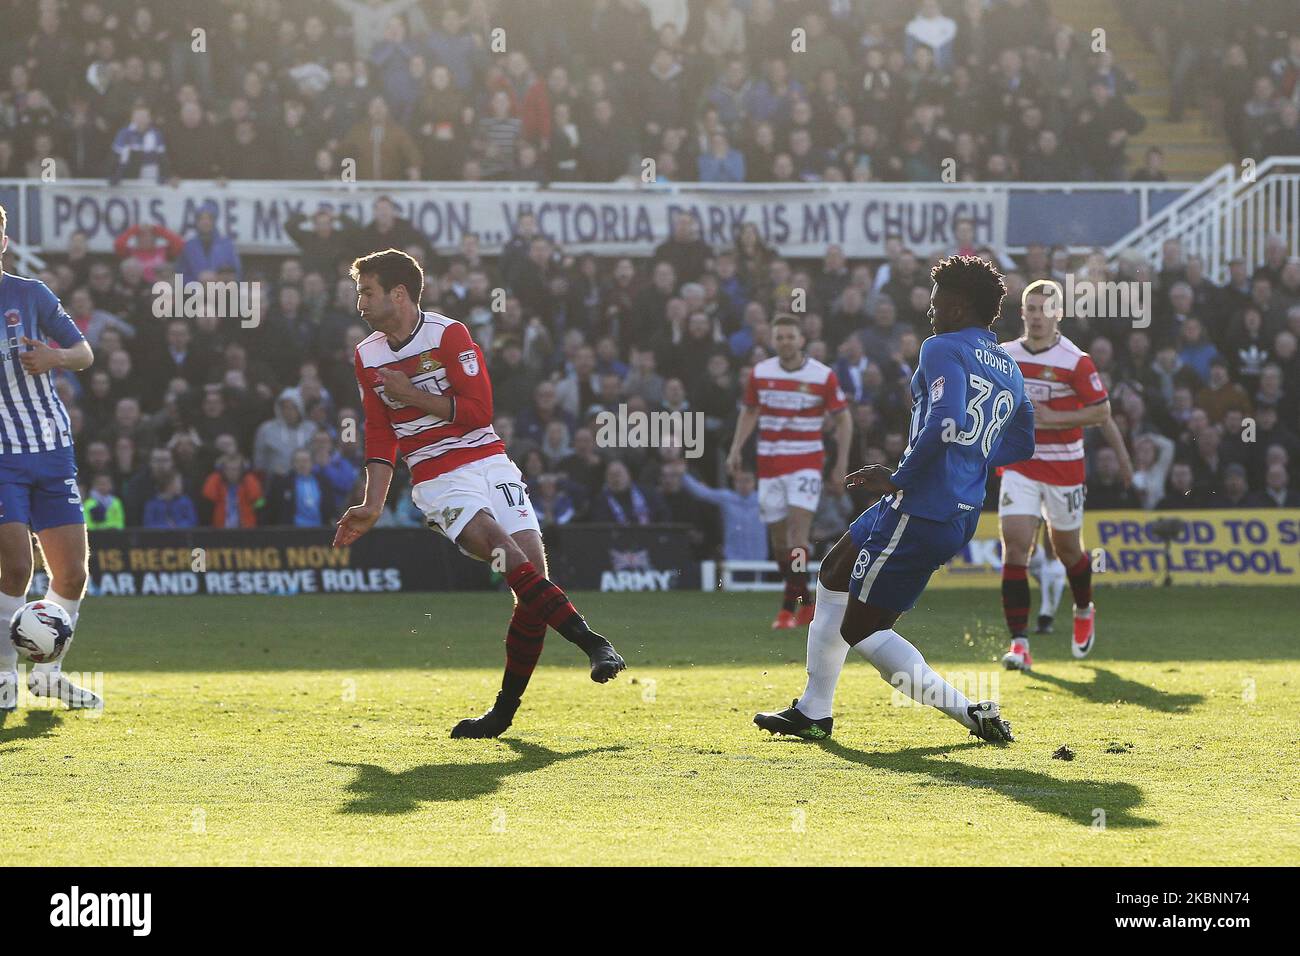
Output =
[
  {"x1": 0, "y1": 670, "x2": 17, "y2": 712},
  {"x1": 27, "y1": 669, "x2": 103, "y2": 710}
]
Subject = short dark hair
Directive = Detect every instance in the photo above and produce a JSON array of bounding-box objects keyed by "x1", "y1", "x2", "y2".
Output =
[
  {"x1": 930, "y1": 255, "x2": 1007, "y2": 327},
  {"x1": 350, "y1": 248, "x2": 423, "y2": 305}
]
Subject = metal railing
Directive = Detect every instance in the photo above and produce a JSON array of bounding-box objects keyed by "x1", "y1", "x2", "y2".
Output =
[
  {"x1": 2, "y1": 237, "x2": 46, "y2": 274},
  {"x1": 1106, "y1": 156, "x2": 1300, "y2": 281}
]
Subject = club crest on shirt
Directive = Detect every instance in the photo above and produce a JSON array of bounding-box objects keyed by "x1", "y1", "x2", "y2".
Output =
[
  {"x1": 4, "y1": 310, "x2": 20, "y2": 328},
  {"x1": 1041, "y1": 367, "x2": 1056, "y2": 381},
  {"x1": 418, "y1": 350, "x2": 439, "y2": 373},
  {"x1": 458, "y1": 349, "x2": 479, "y2": 376},
  {"x1": 930, "y1": 375, "x2": 945, "y2": 403}
]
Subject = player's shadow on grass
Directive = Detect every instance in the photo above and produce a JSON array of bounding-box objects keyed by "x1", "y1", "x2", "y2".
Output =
[
  {"x1": 0, "y1": 709, "x2": 63, "y2": 751},
  {"x1": 822, "y1": 740, "x2": 1158, "y2": 830},
  {"x1": 1023, "y1": 666, "x2": 1203, "y2": 713},
  {"x1": 330, "y1": 740, "x2": 625, "y2": 815}
]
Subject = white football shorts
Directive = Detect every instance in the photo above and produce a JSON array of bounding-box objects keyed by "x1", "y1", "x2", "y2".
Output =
[
  {"x1": 758, "y1": 468, "x2": 822, "y2": 524},
  {"x1": 411, "y1": 454, "x2": 541, "y2": 557},
  {"x1": 997, "y1": 468, "x2": 1085, "y2": 532}
]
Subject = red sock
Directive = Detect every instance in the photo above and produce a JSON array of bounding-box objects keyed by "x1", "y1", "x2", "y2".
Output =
[
  {"x1": 501, "y1": 604, "x2": 546, "y2": 701},
  {"x1": 1066, "y1": 555, "x2": 1092, "y2": 608},
  {"x1": 1001, "y1": 563, "x2": 1030, "y2": 635},
  {"x1": 505, "y1": 562, "x2": 593, "y2": 647}
]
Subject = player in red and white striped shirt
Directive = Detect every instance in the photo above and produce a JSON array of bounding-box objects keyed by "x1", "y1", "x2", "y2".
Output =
[
  {"x1": 728, "y1": 316, "x2": 851, "y2": 629},
  {"x1": 997, "y1": 280, "x2": 1132, "y2": 669},
  {"x1": 333, "y1": 250, "x2": 625, "y2": 737}
]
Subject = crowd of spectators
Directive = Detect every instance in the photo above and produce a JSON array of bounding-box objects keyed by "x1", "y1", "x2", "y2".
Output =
[
  {"x1": 1122, "y1": 0, "x2": 1300, "y2": 162},
  {"x1": 1, "y1": 0, "x2": 1299, "y2": 562},
  {"x1": 2, "y1": 0, "x2": 1293, "y2": 187},
  {"x1": 8, "y1": 192, "x2": 1299, "y2": 559}
]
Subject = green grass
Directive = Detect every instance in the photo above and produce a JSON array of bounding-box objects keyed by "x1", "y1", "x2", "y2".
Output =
[{"x1": 7, "y1": 587, "x2": 1298, "y2": 865}]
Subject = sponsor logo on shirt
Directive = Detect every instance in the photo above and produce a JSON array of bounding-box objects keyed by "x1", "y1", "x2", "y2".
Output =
[{"x1": 458, "y1": 349, "x2": 479, "y2": 376}]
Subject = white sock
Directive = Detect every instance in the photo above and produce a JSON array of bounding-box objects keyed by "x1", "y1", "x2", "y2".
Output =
[
  {"x1": 852, "y1": 628, "x2": 975, "y2": 730},
  {"x1": 795, "y1": 583, "x2": 850, "y2": 720},
  {"x1": 34, "y1": 588, "x2": 82, "y2": 675},
  {"x1": 0, "y1": 590, "x2": 21, "y2": 672},
  {"x1": 1041, "y1": 560, "x2": 1066, "y2": 618}
]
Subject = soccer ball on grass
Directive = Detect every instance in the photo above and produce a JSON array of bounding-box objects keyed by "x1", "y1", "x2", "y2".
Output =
[{"x1": 9, "y1": 601, "x2": 73, "y2": 663}]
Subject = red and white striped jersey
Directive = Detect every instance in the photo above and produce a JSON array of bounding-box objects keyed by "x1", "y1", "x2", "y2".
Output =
[
  {"x1": 1001, "y1": 334, "x2": 1107, "y2": 485},
  {"x1": 354, "y1": 311, "x2": 504, "y2": 483},
  {"x1": 743, "y1": 356, "x2": 847, "y2": 478}
]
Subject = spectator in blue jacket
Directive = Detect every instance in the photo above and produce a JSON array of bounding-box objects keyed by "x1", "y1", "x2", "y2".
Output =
[
  {"x1": 425, "y1": 6, "x2": 479, "y2": 90},
  {"x1": 310, "y1": 431, "x2": 359, "y2": 504},
  {"x1": 1176, "y1": 317, "x2": 1222, "y2": 385},
  {"x1": 142, "y1": 473, "x2": 199, "y2": 529},
  {"x1": 179, "y1": 203, "x2": 242, "y2": 282},
  {"x1": 681, "y1": 469, "x2": 765, "y2": 560},
  {"x1": 833, "y1": 334, "x2": 872, "y2": 404},
  {"x1": 706, "y1": 60, "x2": 752, "y2": 130},
  {"x1": 698, "y1": 132, "x2": 746, "y2": 183},
  {"x1": 270, "y1": 449, "x2": 336, "y2": 527},
  {"x1": 533, "y1": 473, "x2": 576, "y2": 528},
  {"x1": 109, "y1": 106, "x2": 167, "y2": 185},
  {"x1": 370, "y1": 16, "x2": 422, "y2": 122},
  {"x1": 588, "y1": 460, "x2": 667, "y2": 525}
]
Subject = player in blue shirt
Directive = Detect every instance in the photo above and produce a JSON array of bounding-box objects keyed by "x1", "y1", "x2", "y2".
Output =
[
  {"x1": 0, "y1": 205, "x2": 101, "y2": 710},
  {"x1": 756, "y1": 256, "x2": 1034, "y2": 743}
]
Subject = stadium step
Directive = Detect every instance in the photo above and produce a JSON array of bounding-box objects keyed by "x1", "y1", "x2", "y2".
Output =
[{"x1": 1046, "y1": 0, "x2": 1232, "y2": 180}]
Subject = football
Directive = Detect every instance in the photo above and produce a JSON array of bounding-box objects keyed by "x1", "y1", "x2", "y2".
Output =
[{"x1": 9, "y1": 601, "x2": 73, "y2": 664}]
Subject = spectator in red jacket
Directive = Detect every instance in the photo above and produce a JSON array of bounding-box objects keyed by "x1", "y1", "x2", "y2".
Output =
[
  {"x1": 113, "y1": 222, "x2": 184, "y2": 283},
  {"x1": 202, "y1": 455, "x2": 265, "y2": 528}
]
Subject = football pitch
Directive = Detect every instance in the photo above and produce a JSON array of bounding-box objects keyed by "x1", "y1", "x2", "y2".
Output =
[{"x1": 7, "y1": 587, "x2": 1297, "y2": 867}]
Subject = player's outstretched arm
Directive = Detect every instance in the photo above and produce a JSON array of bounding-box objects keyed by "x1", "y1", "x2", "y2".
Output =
[
  {"x1": 333, "y1": 462, "x2": 393, "y2": 547},
  {"x1": 681, "y1": 471, "x2": 729, "y2": 506},
  {"x1": 845, "y1": 462, "x2": 898, "y2": 498}
]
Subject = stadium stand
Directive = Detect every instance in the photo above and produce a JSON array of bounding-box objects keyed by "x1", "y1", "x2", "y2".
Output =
[{"x1": 0, "y1": 0, "x2": 1298, "y2": 563}]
